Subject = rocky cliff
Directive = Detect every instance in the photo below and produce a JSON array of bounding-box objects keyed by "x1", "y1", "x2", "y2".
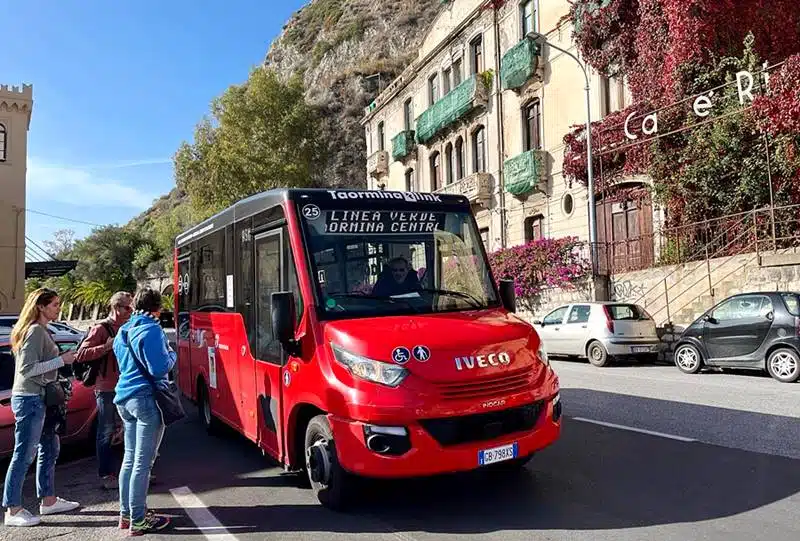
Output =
[
  {"x1": 129, "y1": 0, "x2": 440, "y2": 272},
  {"x1": 264, "y1": 0, "x2": 441, "y2": 187}
]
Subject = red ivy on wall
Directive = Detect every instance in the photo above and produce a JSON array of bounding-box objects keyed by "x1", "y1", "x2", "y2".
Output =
[
  {"x1": 752, "y1": 54, "x2": 800, "y2": 136},
  {"x1": 563, "y1": 0, "x2": 800, "y2": 214}
]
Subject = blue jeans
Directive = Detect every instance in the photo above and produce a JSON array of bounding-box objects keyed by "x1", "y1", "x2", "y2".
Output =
[
  {"x1": 95, "y1": 391, "x2": 117, "y2": 478},
  {"x1": 2, "y1": 395, "x2": 60, "y2": 508},
  {"x1": 116, "y1": 389, "x2": 164, "y2": 522}
]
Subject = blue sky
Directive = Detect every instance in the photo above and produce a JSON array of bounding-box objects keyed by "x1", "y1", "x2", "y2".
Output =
[{"x1": 3, "y1": 0, "x2": 306, "y2": 258}]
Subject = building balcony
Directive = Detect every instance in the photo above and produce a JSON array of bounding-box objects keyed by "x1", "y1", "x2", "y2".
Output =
[
  {"x1": 367, "y1": 150, "x2": 389, "y2": 178},
  {"x1": 391, "y1": 130, "x2": 416, "y2": 161},
  {"x1": 434, "y1": 172, "x2": 492, "y2": 208},
  {"x1": 500, "y1": 36, "x2": 542, "y2": 91},
  {"x1": 415, "y1": 73, "x2": 491, "y2": 145},
  {"x1": 504, "y1": 150, "x2": 546, "y2": 196}
]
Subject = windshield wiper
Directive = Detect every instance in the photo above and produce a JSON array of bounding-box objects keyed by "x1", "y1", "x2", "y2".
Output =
[{"x1": 416, "y1": 288, "x2": 483, "y2": 308}]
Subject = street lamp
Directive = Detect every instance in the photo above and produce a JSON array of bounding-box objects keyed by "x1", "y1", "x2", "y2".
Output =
[{"x1": 526, "y1": 32, "x2": 598, "y2": 275}]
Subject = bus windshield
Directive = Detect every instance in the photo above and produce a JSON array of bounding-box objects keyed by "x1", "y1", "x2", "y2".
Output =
[{"x1": 298, "y1": 203, "x2": 499, "y2": 319}]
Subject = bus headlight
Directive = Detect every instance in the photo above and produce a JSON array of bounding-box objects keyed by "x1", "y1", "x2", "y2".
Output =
[{"x1": 331, "y1": 344, "x2": 409, "y2": 388}]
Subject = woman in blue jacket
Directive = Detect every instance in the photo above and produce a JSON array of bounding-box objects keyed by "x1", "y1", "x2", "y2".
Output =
[{"x1": 112, "y1": 287, "x2": 175, "y2": 536}]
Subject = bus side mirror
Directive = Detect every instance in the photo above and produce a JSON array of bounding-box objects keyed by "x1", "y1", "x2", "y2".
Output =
[
  {"x1": 499, "y1": 279, "x2": 516, "y2": 313},
  {"x1": 271, "y1": 292, "x2": 301, "y2": 357}
]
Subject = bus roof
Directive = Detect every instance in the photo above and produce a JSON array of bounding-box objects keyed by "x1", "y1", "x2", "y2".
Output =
[{"x1": 174, "y1": 188, "x2": 471, "y2": 248}]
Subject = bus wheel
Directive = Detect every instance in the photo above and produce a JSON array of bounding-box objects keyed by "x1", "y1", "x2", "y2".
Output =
[
  {"x1": 304, "y1": 415, "x2": 352, "y2": 511},
  {"x1": 197, "y1": 381, "x2": 221, "y2": 435}
]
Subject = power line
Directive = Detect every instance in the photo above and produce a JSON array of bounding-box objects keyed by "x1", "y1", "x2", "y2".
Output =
[{"x1": 24, "y1": 208, "x2": 105, "y2": 227}]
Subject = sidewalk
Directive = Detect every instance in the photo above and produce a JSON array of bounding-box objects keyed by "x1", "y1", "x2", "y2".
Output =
[{"x1": 0, "y1": 455, "x2": 121, "y2": 540}]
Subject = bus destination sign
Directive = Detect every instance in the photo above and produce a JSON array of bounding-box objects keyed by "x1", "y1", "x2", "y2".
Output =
[{"x1": 324, "y1": 210, "x2": 445, "y2": 235}]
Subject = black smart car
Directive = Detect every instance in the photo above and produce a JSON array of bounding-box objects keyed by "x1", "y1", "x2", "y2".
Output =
[{"x1": 673, "y1": 291, "x2": 800, "y2": 383}]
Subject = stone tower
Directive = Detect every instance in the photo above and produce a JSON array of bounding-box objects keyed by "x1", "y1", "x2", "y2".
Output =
[{"x1": 0, "y1": 83, "x2": 34, "y2": 314}]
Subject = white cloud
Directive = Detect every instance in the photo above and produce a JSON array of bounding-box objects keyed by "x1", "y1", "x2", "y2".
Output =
[{"x1": 26, "y1": 158, "x2": 158, "y2": 210}]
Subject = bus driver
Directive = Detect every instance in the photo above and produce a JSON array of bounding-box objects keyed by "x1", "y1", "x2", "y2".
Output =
[{"x1": 371, "y1": 257, "x2": 420, "y2": 297}]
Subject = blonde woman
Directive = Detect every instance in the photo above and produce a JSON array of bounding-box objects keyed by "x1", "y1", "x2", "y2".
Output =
[{"x1": 2, "y1": 288, "x2": 80, "y2": 527}]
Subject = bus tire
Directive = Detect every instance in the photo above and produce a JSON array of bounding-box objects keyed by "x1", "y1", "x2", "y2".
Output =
[
  {"x1": 197, "y1": 381, "x2": 222, "y2": 436},
  {"x1": 304, "y1": 415, "x2": 353, "y2": 511}
]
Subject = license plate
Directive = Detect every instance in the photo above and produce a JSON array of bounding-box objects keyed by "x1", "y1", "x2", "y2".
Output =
[
  {"x1": 478, "y1": 442, "x2": 518, "y2": 466},
  {"x1": 632, "y1": 346, "x2": 651, "y2": 353}
]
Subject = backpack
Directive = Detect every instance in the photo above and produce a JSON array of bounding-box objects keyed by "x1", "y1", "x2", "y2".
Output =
[{"x1": 73, "y1": 321, "x2": 116, "y2": 387}]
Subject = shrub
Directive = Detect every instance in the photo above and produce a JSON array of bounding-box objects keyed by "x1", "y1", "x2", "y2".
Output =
[{"x1": 488, "y1": 237, "x2": 591, "y2": 309}]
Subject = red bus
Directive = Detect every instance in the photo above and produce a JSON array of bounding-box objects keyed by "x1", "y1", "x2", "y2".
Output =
[{"x1": 173, "y1": 188, "x2": 561, "y2": 509}]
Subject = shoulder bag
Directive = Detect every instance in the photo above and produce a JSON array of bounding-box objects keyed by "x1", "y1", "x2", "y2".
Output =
[{"x1": 124, "y1": 338, "x2": 185, "y2": 426}]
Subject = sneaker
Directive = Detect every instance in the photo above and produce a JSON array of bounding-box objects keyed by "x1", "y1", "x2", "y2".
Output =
[
  {"x1": 129, "y1": 513, "x2": 170, "y2": 536},
  {"x1": 120, "y1": 509, "x2": 156, "y2": 530},
  {"x1": 4, "y1": 508, "x2": 41, "y2": 527},
  {"x1": 101, "y1": 475, "x2": 119, "y2": 490},
  {"x1": 40, "y1": 497, "x2": 80, "y2": 516}
]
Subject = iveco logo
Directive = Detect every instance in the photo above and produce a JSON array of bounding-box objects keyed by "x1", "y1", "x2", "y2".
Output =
[
  {"x1": 482, "y1": 399, "x2": 506, "y2": 409},
  {"x1": 454, "y1": 352, "x2": 512, "y2": 371}
]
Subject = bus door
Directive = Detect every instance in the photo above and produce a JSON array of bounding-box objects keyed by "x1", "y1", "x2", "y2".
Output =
[
  {"x1": 252, "y1": 228, "x2": 286, "y2": 459},
  {"x1": 176, "y1": 255, "x2": 193, "y2": 397}
]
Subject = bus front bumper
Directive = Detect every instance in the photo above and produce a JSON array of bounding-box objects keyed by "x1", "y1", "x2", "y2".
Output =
[{"x1": 330, "y1": 394, "x2": 562, "y2": 478}]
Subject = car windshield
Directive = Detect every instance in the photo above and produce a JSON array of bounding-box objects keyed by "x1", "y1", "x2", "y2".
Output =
[{"x1": 298, "y1": 203, "x2": 499, "y2": 319}]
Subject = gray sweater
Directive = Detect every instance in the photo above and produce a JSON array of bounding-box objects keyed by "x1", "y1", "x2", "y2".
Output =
[{"x1": 11, "y1": 323, "x2": 64, "y2": 396}]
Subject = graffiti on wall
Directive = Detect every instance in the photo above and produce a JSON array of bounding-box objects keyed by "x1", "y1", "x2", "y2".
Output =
[{"x1": 611, "y1": 280, "x2": 646, "y2": 301}]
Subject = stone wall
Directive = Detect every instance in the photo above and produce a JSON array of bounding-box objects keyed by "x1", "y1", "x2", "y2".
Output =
[{"x1": 608, "y1": 251, "x2": 800, "y2": 328}]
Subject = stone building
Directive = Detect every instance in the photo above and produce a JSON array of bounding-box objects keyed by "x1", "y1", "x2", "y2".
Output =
[
  {"x1": 360, "y1": 0, "x2": 642, "y2": 258},
  {"x1": 0, "y1": 84, "x2": 33, "y2": 314}
]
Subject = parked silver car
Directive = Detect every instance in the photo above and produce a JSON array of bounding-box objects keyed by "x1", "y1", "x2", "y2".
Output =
[{"x1": 533, "y1": 302, "x2": 661, "y2": 367}]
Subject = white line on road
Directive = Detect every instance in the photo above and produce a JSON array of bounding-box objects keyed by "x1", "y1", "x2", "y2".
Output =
[
  {"x1": 572, "y1": 417, "x2": 697, "y2": 442},
  {"x1": 170, "y1": 486, "x2": 240, "y2": 541}
]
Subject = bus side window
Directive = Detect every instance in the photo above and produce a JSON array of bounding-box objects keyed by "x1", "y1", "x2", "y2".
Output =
[
  {"x1": 235, "y1": 217, "x2": 256, "y2": 356},
  {"x1": 286, "y1": 235, "x2": 304, "y2": 325}
]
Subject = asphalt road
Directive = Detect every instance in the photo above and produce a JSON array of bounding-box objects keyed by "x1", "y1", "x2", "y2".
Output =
[{"x1": 2, "y1": 358, "x2": 798, "y2": 541}]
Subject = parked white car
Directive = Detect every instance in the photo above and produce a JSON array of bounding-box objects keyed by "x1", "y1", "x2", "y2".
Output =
[{"x1": 533, "y1": 302, "x2": 661, "y2": 367}]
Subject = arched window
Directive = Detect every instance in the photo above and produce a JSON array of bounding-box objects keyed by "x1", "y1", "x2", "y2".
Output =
[
  {"x1": 0, "y1": 123, "x2": 7, "y2": 162},
  {"x1": 377, "y1": 121, "x2": 385, "y2": 151},
  {"x1": 405, "y1": 168, "x2": 415, "y2": 192},
  {"x1": 523, "y1": 99, "x2": 541, "y2": 151},
  {"x1": 455, "y1": 137, "x2": 465, "y2": 180},
  {"x1": 472, "y1": 126, "x2": 486, "y2": 173},
  {"x1": 430, "y1": 152, "x2": 442, "y2": 191},
  {"x1": 445, "y1": 143, "x2": 454, "y2": 185}
]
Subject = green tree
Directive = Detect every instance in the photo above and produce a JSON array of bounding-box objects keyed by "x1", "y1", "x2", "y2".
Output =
[
  {"x1": 174, "y1": 67, "x2": 327, "y2": 216},
  {"x1": 70, "y1": 226, "x2": 148, "y2": 292}
]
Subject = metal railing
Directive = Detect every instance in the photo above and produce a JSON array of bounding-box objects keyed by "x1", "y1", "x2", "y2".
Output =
[{"x1": 582, "y1": 204, "x2": 800, "y2": 325}]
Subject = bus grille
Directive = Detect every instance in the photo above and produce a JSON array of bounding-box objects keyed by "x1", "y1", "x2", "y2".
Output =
[
  {"x1": 419, "y1": 401, "x2": 544, "y2": 447},
  {"x1": 435, "y1": 367, "x2": 534, "y2": 401}
]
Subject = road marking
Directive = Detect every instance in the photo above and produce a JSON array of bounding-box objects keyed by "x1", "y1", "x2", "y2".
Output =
[
  {"x1": 572, "y1": 417, "x2": 696, "y2": 442},
  {"x1": 170, "y1": 486, "x2": 239, "y2": 541}
]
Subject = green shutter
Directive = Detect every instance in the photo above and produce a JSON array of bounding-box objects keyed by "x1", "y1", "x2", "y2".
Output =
[
  {"x1": 415, "y1": 74, "x2": 488, "y2": 145},
  {"x1": 500, "y1": 37, "x2": 541, "y2": 91},
  {"x1": 391, "y1": 130, "x2": 415, "y2": 160},
  {"x1": 504, "y1": 150, "x2": 544, "y2": 196}
]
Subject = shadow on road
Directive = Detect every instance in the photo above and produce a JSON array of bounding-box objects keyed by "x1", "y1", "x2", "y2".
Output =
[{"x1": 132, "y1": 392, "x2": 800, "y2": 536}]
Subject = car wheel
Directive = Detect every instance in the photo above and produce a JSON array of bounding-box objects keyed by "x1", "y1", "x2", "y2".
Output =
[
  {"x1": 766, "y1": 348, "x2": 800, "y2": 383},
  {"x1": 305, "y1": 415, "x2": 354, "y2": 511},
  {"x1": 587, "y1": 341, "x2": 610, "y2": 367},
  {"x1": 674, "y1": 344, "x2": 703, "y2": 374}
]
